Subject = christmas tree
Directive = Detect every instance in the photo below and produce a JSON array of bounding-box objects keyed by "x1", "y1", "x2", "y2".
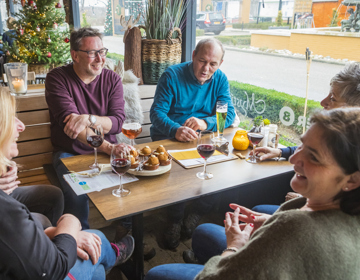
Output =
[
  {"x1": 104, "y1": 0, "x2": 113, "y2": 36},
  {"x1": 1, "y1": 0, "x2": 70, "y2": 66}
]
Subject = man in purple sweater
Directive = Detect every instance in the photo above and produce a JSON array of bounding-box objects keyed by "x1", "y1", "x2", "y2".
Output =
[{"x1": 45, "y1": 27, "x2": 125, "y2": 229}]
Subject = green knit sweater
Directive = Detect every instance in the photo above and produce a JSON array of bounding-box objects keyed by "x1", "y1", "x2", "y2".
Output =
[{"x1": 195, "y1": 197, "x2": 360, "y2": 280}]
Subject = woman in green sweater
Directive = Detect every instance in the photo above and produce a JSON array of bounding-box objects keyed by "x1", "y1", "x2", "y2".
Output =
[{"x1": 145, "y1": 107, "x2": 360, "y2": 280}]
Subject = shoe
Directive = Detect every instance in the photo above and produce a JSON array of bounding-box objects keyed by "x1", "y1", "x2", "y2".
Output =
[
  {"x1": 114, "y1": 224, "x2": 131, "y2": 241},
  {"x1": 144, "y1": 244, "x2": 156, "y2": 261},
  {"x1": 164, "y1": 221, "x2": 182, "y2": 250},
  {"x1": 111, "y1": 235, "x2": 135, "y2": 266},
  {"x1": 182, "y1": 212, "x2": 202, "y2": 239},
  {"x1": 183, "y1": 249, "x2": 200, "y2": 264}
]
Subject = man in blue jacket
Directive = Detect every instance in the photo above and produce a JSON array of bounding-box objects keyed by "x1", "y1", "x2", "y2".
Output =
[
  {"x1": 150, "y1": 38, "x2": 236, "y2": 249},
  {"x1": 150, "y1": 38, "x2": 235, "y2": 142}
]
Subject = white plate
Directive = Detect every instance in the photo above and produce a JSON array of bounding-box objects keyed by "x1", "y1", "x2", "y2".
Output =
[{"x1": 127, "y1": 163, "x2": 172, "y2": 176}]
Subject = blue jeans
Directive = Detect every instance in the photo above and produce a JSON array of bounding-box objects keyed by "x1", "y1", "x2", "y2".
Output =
[
  {"x1": 65, "y1": 229, "x2": 116, "y2": 280},
  {"x1": 252, "y1": 204, "x2": 279, "y2": 215},
  {"x1": 53, "y1": 151, "x2": 90, "y2": 230},
  {"x1": 145, "y1": 264, "x2": 204, "y2": 280}
]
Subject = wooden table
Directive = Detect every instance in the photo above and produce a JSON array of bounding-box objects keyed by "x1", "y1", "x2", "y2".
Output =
[{"x1": 62, "y1": 128, "x2": 293, "y2": 279}]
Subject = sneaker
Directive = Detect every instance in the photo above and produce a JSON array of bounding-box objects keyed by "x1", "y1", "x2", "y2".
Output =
[
  {"x1": 164, "y1": 221, "x2": 182, "y2": 250},
  {"x1": 183, "y1": 249, "x2": 200, "y2": 264},
  {"x1": 111, "y1": 235, "x2": 135, "y2": 266},
  {"x1": 182, "y1": 212, "x2": 202, "y2": 239}
]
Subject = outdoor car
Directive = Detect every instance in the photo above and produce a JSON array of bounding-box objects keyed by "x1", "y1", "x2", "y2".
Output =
[{"x1": 196, "y1": 12, "x2": 226, "y2": 35}]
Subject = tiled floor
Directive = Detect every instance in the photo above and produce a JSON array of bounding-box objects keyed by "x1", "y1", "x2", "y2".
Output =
[{"x1": 103, "y1": 206, "x2": 224, "y2": 280}]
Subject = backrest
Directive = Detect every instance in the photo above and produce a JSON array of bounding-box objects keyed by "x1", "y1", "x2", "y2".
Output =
[{"x1": 14, "y1": 85, "x2": 53, "y2": 185}]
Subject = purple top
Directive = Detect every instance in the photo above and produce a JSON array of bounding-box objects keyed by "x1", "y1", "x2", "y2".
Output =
[{"x1": 45, "y1": 63, "x2": 125, "y2": 155}]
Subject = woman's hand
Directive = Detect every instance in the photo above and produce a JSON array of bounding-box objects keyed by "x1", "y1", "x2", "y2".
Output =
[
  {"x1": 224, "y1": 207, "x2": 254, "y2": 250},
  {"x1": 0, "y1": 163, "x2": 20, "y2": 195},
  {"x1": 250, "y1": 147, "x2": 281, "y2": 161},
  {"x1": 229, "y1": 203, "x2": 271, "y2": 232},
  {"x1": 285, "y1": 192, "x2": 302, "y2": 201},
  {"x1": 76, "y1": 231, "x2": 102, "y2": 265}
]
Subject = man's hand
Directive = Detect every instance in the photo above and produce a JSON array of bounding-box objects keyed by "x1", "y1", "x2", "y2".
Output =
[
  {"x1": 0, "y1": 163, "x2": 19, "y2": 195},
  {"x1": 175, "y1": 126, "x2": 198, "y2": 142},
  {"x1": 250, "y1": 147, "x2": 281, "y2": 161},
  {"x1": 183, "y1": 117, "x2": 207, "y2": 131},
  {"x1": 76, "y1": 231, "x2": 102, "y2": 265},
  {"x1": 63, "y1": 113, "x2": 89, "y2": 139}
]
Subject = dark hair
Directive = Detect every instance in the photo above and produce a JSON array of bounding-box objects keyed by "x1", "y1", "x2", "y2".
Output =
[
  {"x1": 70, "y1": 27, "x2": 103, "y2": 51},
  {"x1": 330, "y1": 63, "x2": 360, "y2": 106},
  {"x1": 194, "y1": 38, "x2": 225, "y2": 61},
  {"x1": 310, "y1": 108, "x2": 360, "y2": 214}
]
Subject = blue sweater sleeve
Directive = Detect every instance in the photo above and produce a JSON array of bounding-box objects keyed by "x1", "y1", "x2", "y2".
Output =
[
  {"x1": 202, "y1": 73, "x2": 235, "y2": 131},
  {"x1": 280, "y1": 146, "x2": 298, "y2": 160},
  {"x1": 150, "y1": 72, "x2": 181, "y2": 139}
]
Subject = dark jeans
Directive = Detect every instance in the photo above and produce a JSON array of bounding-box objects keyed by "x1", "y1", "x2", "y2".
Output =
[
  {"x1": 53, "y1": 151, "x2": 90, "y2": 230},
  {"x1": 11, "y1": 184, "x2": 64, "y2": 226},
  {"x1": 167, "y1": 195, "x2": 218, "y2": 223}
]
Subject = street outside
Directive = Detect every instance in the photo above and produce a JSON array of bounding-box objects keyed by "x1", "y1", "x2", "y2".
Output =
[{"x1": 103, "y1": 27, "x2": 344, "y2": 102}]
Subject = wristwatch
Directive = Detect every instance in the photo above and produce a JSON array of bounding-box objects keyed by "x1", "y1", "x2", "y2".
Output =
[{"x1": 89, "y1": 114, "x2": 97, "y2": 126}]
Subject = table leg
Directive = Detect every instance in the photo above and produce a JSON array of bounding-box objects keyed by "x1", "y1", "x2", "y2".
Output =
[{"x1": 132, "y1": 213, "x2": 144, "y2": 280}]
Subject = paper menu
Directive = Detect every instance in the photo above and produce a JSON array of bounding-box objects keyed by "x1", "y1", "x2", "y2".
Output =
[{"x1": 63, "y1": 169, "x2": 138, "y2": 196}]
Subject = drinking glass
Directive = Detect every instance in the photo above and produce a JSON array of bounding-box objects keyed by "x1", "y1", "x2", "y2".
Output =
[
  {"x1": 86, "y1": 124, "x2": 104, "y2": 170},
  {"x1": 122, "y1": 119, "x2": 142, "y2": 147},
  {"x1": 213, "y1": 101, "x2": 228, "y2": 144},
  {"x1": 111, "y1": 144, "x2": 131, "y2": 197},
  {"x1": 246, "y1": 132, "x2": 264, "y2": 164},
  {"x1": 196, "y1": 130, "x2": 215, "y2": 180}
]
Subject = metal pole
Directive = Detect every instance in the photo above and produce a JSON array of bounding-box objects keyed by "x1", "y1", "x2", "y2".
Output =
[
  {"x1": 72, "y1": 0, "x2": 81, "y2": 29},
  {"x1": 257, "y1": 2, "x2": 261, "y2": 24},
  {"x1": 0, "y1": 9, "x2": 3, "y2": 35},
  {"x1": 278, "y1": 0, "x2": 282, "y2": 11}
]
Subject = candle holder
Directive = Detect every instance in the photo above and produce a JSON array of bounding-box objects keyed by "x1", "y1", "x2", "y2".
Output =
[{"x1": 4, "y1": 63, "x2": 28, "y2": 95}]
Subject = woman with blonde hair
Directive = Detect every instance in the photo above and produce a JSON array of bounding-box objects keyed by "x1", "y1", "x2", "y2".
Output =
[{"x1": 0, "y1": 91, "x2": 134, "y2": 280}]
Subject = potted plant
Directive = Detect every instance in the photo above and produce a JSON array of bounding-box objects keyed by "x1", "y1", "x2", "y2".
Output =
[
  {"x1": 250, "y1": 116, "x2": 263, "y2": 133},
  {"x1": 141, "y1": 0, "x2": 189, "y2": 84}
]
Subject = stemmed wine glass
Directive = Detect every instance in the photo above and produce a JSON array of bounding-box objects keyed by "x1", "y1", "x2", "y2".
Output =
[
  {"x1": 111, "y1": 144, "x2": 131, "y2": 197},
  {"x1": 122, "y1": 119, "x2": 142, "y2": 147},
  {"x1": 86, "y1": 124, "x2": 104, "y2": 170},
  {"x1": 246, "y1": 132, "x2": 264, "y2": 164},
  {"x1": 196, "y1": 130, "x2": 216, "y2": 180}
]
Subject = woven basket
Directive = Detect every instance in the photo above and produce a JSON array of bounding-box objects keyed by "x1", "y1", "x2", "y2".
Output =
[
  {"x1": 140, "y1": 27, "x2": 182, "y2": 84},
  {"x1": 28, "y1": 63, "x2": 55, "y2": 75}
]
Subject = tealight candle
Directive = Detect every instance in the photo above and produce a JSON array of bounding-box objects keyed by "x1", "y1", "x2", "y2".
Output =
[{"x1": 12, "y1": 79, "x2": 26, "y2": 94}]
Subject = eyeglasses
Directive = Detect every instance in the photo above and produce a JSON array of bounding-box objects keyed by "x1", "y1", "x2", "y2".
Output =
[{"x1": 77, "y1": 48, "x2": 108, "y2": 58}]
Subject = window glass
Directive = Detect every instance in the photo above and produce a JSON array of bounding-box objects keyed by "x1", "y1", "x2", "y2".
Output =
[
  {"x1": 196, "y1": 13, "x2": 206, "y2": 20},
  {"x1": 209, "y1": 13, "x2": 224, "y2": 21}
]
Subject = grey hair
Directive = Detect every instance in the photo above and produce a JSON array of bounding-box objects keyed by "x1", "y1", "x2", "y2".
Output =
[
  {"x1": 330, "y1": 62, "x2": 360, "y2": 106},
  {"x1": 194, "y1": 38, "x2": 225, "y2": 61},
  {"x1": 70, "y1": 27, "x2": 103, "y2": 51}
]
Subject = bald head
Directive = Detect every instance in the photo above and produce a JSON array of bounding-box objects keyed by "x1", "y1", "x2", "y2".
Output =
[{"x1": 194, "y1": 38, "x2": 225, "y2": 61}]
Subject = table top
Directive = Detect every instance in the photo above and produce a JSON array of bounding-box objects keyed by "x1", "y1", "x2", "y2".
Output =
[{"x1": 62, "y1": 128, "x2": 293, "y2": 221}]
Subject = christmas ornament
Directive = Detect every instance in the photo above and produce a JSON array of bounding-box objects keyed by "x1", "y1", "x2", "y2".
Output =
[
  {"x1": 53, "y1": 22, "x2": 58, "y2": 29},
  {"x1": 47, "y1": 52, "x2": 52, "y2": 58},
  {"x1": 28, "y1": 0, "x2": 34, "y2": 5},
  {"x1": 19, "y1": 26, "x2": 24, "y2": 35},
  {"x1": 64, "y1": 37, "x2": 70, "y2": 43},
  {"x1": 47, "y1": 36, "x2": 51, "y2": 43},
  {"x1": 33, "y1": 5, "x2": 37, "y2": 10},
  {"x1": 21, "y1": 0, "x2": 25, "y2": 6},
  {"x1": 36, "y1": 25, "x2": 40, "y2": 32},
  {"x1": 55, "y1": 2, "x2": 62, "y2": 8}
]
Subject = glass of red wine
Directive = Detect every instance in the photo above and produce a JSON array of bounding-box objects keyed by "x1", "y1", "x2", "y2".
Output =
[
  {"x1": 86, "y1": 124, "x2": 104, "y2": 170},
  {"x1": 122, "y1": 119, "x2": 142, "y2": 147},
  {"x1": 246, "y1": 132, "x2": 264, "y2": 164},
  {"x1": 111, "y1": 144, "x2": 131, "y2": 197},
  {"x1": 196, "y1": 130, "x2": 215, "y2": 180}
]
